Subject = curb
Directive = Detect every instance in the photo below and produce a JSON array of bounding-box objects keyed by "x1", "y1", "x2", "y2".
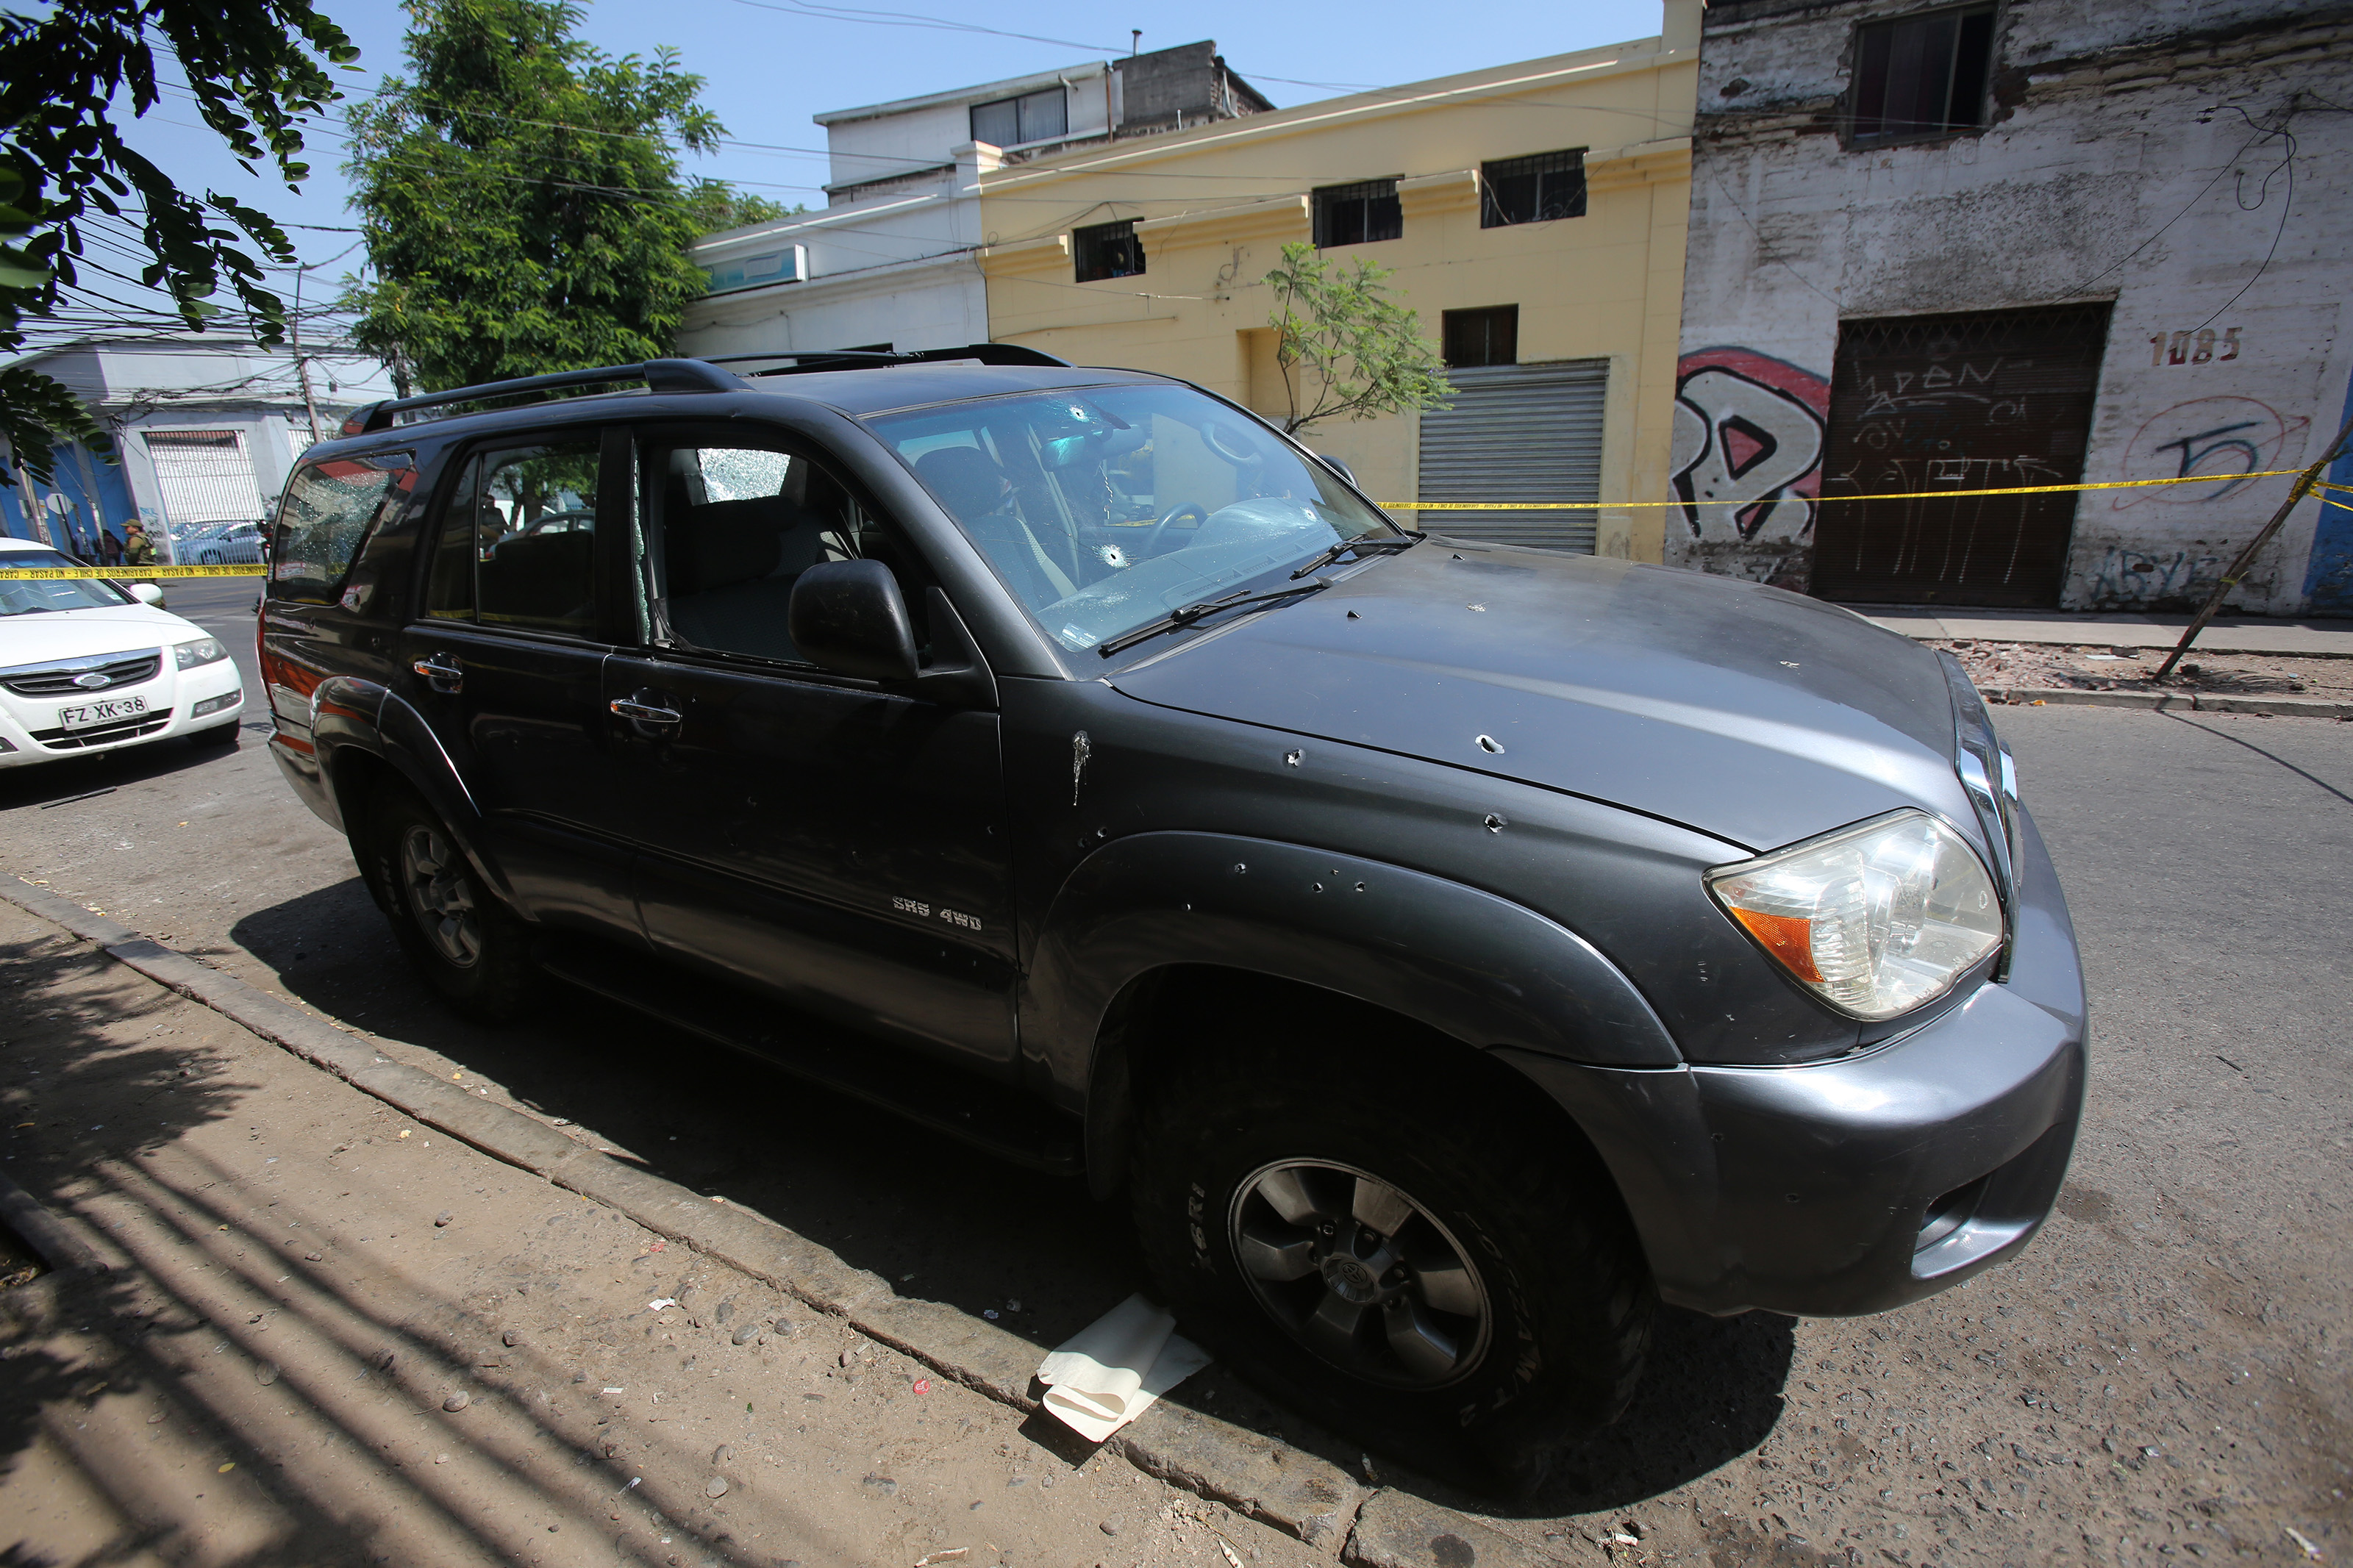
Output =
[
  {"x1": 0, "y1": 1163, "x2": 108, "y2": 1278},
  {"x1": 1990, "y1": 686, "x2": 2353, "y2": 718},
  {"x1": 0, "y1": 878, "x2": 1556, "y2": 1561}
]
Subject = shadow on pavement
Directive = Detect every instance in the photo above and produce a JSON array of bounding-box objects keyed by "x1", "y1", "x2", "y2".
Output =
[
  {"x1": 0, "y1": 720, "x2": 273, "y2": 815},
  {"x1": 207, "y1": 880, "x2": 1796, "y2": 1520},
  {"x1": 0, "y1": 930, "x2": 872, "y2": 1567}
]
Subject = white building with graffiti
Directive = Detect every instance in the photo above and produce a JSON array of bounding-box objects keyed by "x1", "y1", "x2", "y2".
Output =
[{"x1": 1671, "y1": 0, "x2": 2353, "y2": 614}]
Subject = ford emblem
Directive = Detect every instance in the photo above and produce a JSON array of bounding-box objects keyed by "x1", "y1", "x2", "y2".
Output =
[{"x1": 73, "y1": 672, "x2": 111, "y2": 689}]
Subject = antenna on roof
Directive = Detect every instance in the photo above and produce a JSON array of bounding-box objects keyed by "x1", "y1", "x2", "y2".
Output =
[{"x1": 1130, "y1": 29, "x2": 1140, "y2": 56}]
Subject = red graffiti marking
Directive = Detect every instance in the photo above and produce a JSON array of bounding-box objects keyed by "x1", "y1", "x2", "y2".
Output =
[{"x1": 1671, "y1": 348, "x2": 1831, "y2": 541}]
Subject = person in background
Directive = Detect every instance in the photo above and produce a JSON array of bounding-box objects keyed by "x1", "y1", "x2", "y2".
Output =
[
  {"x1": 121, "y1": 520, "x2": 157, "y2": 578},
  {"x1": 100, "y1": 528, "x2": 124, "y2": 566}
]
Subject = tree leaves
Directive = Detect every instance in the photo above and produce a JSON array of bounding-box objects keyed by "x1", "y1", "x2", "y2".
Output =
[
  {"x1": 342, "y1": 0, "x2": 790, "y2": 394},
  {"x1": 0, "y1": 0, "x2": 355, "y2": 487},
  {"x1": 1263, "y1": 240, "x2": 1452, "y2": 436}
]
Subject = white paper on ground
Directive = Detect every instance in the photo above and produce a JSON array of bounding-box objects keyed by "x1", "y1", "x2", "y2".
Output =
[{"x1": 1035, "y1": 1292, "x2": 1212, "y2": 1442}]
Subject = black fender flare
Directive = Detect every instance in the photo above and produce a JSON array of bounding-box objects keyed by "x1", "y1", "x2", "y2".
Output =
[
  {"x1": 1026, "y1": 833, "x2": 1682, "y2": 1189},
  {"x1": 315, "y1": 684, "x2": 521, "y2": 911}
]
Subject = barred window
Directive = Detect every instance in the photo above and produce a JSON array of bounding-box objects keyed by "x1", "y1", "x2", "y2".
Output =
[
  {"x1": 1074, "y1": 220, "x2": 1146, "y2": 283},
  {"x1": 1313, "y1": 179, "x2": 1402, "y2": 248},
  {"x1": 1481, "y1": 149, "x2": 1586, "y2": 228}
]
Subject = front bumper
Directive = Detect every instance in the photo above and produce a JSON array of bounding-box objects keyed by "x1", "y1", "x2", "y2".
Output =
[
  {"x1": 1503, "y1": 803, "x2": 2086, "y2": 1317},
  {"x1": 0, "y1": 662, "x2": 246, "y2": 766}
]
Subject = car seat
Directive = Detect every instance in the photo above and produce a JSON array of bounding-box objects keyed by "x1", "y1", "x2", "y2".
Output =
[
  {"x1": 478, "y1": 531, "x2": 596, "y2": 629},
  {"x1": 664, "y1": 494, "x2": 849, "y2": 662},
  {"x1": 913, "y1": 447, "x2": 1077, "y2": 606}
]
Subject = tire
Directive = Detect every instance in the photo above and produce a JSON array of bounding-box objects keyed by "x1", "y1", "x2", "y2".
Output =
[
  {"x1": 186, "y1": 720, "x2": 238, "y2": 750},
  {"x1": 365, "y1": 784, "x2": 536, "y2": 1021},
  {"x1": 1131, "y1": 991, "x2": 1653, "y2": 1486}
]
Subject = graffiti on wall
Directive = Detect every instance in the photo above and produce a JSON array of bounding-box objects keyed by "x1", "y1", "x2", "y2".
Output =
[
  {"x1": 1668, "y1": 348, "x2": 1830, "y2": 540},
  {"x1": 2114, "y1": 395, "x2": 2309, "y2": 509},
  {"x1": 2086, "y1": 545, "x2": 2224, "y2": 606}
]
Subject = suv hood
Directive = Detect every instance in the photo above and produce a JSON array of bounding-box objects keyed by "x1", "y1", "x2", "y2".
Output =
[{"x1": 1107, "y1": 543, "x2": 1973, "y2": 853}]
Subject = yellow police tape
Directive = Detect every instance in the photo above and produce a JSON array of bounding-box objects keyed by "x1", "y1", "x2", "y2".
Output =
[
  {"x1": 1378, "y1": 465, "x2": 2322, "y2": 509},
  {"x1": 0, "y1": 563, "x2": 268, "y2": 579},
  {"x1": 1, "y1": 467, "x2": 2340, "y2": 578}
]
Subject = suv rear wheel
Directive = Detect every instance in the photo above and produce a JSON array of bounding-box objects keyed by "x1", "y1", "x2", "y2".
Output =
[
  {"x1": 368, "y1": 786, "x2": 535, "y2": 1020},
  {"x1": 1131, "y1": 1015, "x2": 1652, "y2": 1483}
]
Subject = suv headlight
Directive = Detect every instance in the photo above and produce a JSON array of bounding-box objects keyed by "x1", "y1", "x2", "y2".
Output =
[
  {"x1": 174, "y1": 637, "x2": 227, "y2": 670},
  {"x1": 1705, "y1": 809, "x2": 2004, "y2": 1022}
]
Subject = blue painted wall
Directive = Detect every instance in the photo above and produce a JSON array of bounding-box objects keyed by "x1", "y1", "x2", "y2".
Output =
[
  {"x1": 0, "y1": 478, "x2": 29, "y2": 541},
  {"x1": 0, "y1": 442, "x2": 138, "y2": 553},
  {"x1": 2303, "y1": 371, "x2": 2353, "y2": 615}
]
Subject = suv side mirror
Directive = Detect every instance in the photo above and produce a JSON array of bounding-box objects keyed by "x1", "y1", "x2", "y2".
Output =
[
  {"x1": 789, "y1": 559, "x2": 919, "y2": 681},
  {"x1": 1317, "y1": 453, "x2": 1357, "y2": 486}
]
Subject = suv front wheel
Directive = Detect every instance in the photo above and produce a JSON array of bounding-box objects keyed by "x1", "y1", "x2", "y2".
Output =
[
  {"x1": 1131, "y1": 1019, "x2": 1652, "y2": 1482},
  {"x1": 368, "y1": 786, "x2": 535, "y2": 1021}
]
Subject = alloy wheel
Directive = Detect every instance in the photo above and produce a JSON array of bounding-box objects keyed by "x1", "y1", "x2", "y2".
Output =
[
  {"x1": 399, "y1": 823, "x2": 482, "y2": 968},
  {"x1": 1228, "y1": 1159, "x2": 1492, "y2": 1389}
]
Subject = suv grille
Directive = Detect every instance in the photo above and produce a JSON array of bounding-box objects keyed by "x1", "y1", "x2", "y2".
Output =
[
  {"x1": 0, "y1": 648, "x2": 164, "y2": 697},
  {"x1": 31, "y1": 709, "x2": 176, "y2": 749}
]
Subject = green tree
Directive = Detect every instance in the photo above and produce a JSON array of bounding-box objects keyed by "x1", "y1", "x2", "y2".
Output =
[
  {"x1": 1263, "y1": 240, "x2": 1452, "y2": 436},
  {"x1": 0, "y1": 0, "x2": 357, "y2": 487},
  {"x1": 684, "y1": 185, "x2": 798, "y2": 237},
  {"x1": 343, "y1": 0, "x2": 785, "y2": 395}
]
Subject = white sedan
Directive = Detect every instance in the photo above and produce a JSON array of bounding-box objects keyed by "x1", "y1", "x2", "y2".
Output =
[{"x1": 0, "y1": 537, "x2": 246, "y2": 765}]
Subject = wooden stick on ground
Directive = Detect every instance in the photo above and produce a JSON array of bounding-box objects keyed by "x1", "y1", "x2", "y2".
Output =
[{"x1": 2155, "y1": 407, "x2": 2353, "y2": 682}]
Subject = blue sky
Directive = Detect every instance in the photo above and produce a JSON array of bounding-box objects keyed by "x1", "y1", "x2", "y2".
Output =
[{"x1": 109, "y1": 0, "x2": 1665, "y2": 312}]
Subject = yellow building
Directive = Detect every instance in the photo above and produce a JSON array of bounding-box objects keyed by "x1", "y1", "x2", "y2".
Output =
[{"x1": 975, "y1": 4, "x2": 1698, "y2": 561}]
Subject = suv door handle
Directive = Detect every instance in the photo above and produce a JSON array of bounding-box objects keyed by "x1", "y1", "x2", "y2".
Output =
[
  {"x1": 412, "y1": 654, "x2": 463, "y2": 693},
  {"x1": 610, "y1": 696, "x2": 682, "y2": 725}
]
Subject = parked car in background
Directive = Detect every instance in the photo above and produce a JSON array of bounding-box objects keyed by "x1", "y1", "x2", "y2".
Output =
[
  {"x1": 188, "y1": 522, "x2": 268, "y2": 565},
  {"x1": 257, "y1": 351, "x2": 2085, "y2": 1482},
  {"x1": 0, "y1": 536, "x2": 244, "y2": 762}
]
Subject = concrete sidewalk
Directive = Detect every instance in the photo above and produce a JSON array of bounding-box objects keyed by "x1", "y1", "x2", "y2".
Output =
[
  {"x1": 0, "y1": 893, "x2": 1357, "y2": 1568},
  {"x1": 1857, "y1": 604, "x2": 2353, "y2": 656}
]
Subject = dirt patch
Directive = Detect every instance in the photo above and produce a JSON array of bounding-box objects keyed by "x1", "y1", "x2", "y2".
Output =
[{"x1": 1932, "y1": 639, "x2": 2353, "y2": 700}]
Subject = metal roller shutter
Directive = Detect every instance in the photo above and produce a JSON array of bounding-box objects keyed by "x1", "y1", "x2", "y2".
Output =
[
  {"x1": 1813, "y1": 304, "x2": 2110, "y2": 607},
  {"x1": 1412, "y1": 359, "x2": 1607, "y2": 551},
  {"x1": 143, "y1": 429, "x2": 268, "y2": 529}
]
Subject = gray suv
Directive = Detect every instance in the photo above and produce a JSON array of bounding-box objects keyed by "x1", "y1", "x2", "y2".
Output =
[{"x1": 257, "y1": 349, "x2": 2085, "y2": 1478}]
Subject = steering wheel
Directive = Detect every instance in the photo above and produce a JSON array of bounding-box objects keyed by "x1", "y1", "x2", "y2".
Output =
[{"x1": 1142, "y1": 502, "x2": 1210, "y2": 558}]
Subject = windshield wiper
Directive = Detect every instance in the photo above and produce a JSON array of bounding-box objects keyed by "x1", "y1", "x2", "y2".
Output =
[
  {"x1": 1288, "y1": 533, "x2": 1420, "y2": 580},
  {"x1": 1096, "y1": 580, "x2": 1330, "y2": 658}
]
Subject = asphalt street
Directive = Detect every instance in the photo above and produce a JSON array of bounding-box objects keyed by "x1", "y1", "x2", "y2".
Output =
[{"x1": 1, "y1": 581, "x2": 2347, "y2": 1565}]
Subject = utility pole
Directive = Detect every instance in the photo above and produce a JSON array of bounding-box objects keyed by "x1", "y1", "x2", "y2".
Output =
[{"x1": 290, "y1": 264, "x2": 323, "y2": 448}]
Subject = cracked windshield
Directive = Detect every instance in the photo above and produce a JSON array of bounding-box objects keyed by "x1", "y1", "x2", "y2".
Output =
[{"x1": 871, "y1": 384, "x2": 1403, "y2": 654}]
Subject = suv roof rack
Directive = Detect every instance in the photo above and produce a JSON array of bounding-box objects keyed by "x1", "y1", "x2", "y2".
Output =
[
  {"x1": 337, "y1": 344, "x2": 1074, "y2": 437},
  {"x1": 343, "y1": 358, "x2": 746, "y2": 436},
  {"x1": 706, "y1": 343, "x2": 1072, "y2": 376}
]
